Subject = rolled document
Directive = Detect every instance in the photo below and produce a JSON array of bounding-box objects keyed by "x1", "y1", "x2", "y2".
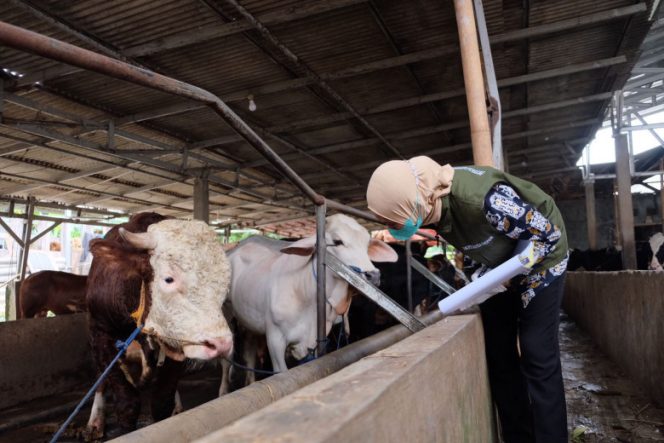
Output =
[{"x1": 438, "y1": 241, "x2": 537, "y2": 315}]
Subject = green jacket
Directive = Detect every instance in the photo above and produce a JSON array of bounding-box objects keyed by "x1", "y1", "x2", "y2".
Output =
[{"x1": 435, "y1": 166, "x2": 568, "y2": 270}]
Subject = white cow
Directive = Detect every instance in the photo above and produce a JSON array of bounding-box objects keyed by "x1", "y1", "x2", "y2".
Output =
[
  {"x1": 220, "y1": 214, "x2": 397, "y2": 391},
  {"x1": 649, "y1": 232, "x2": 664, "y2": 271}
]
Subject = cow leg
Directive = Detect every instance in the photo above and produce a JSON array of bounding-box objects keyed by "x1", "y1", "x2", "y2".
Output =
[
  {"x1": 343, "y1": 309, "x2": 351, "y2": 337},
  {"x1": 243, "y1": 333, "x2": 258, "y2": 386},
  {"x1": 137, "y1": 337, "x2": 154, "y2": 386},
  {"x1": 86, "y1": 387, "x2": 106, "y2": 440},
  {"x1": 88, "y1": 328, "x2": 141, "y2": 435},
  {"x1": 266, "y1": 330, "x2": 288, "y2": 373},
  {"x1": 150, "y1": 358, "x2": 185, "y2": 422},
  {"x1": 219, "y1": 358, "x2": 231, "y2": 396},
  {"x1": 172, "y1": 390, "x2": 183, "y2": 416}
]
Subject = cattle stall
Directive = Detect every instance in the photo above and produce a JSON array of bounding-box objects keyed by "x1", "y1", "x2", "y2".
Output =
[{"x1": 1, "y1": 0, "x2": 663, "y2": 442}]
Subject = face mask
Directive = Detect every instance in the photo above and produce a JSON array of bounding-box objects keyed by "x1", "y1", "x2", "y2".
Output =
[{"x1": 388, "y1": 216, "x2": 423, "y2": 241}]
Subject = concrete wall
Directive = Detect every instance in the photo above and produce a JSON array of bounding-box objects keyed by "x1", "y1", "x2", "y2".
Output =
[
  {"x1": 564, "y1": 271, "x2": 664, "y2": 406},
  {"x1": 558, "y1": 194, "x2": 662, "y2": 250},
  {"x1": 0, "y1": 313, "x2": 94, "y2": 409},
  {"x1": 195, "y1": 315, "x2": 494, "y2": 443}
]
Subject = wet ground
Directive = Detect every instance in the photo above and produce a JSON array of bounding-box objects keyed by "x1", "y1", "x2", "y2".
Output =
[{"x1": 561, "y1": 312, "x2": 664, "y2": 442}]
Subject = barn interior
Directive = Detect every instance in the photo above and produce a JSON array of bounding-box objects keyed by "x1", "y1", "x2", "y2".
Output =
[{"x1": 1, "y1": 1, "x2": 664, "y2": 442}]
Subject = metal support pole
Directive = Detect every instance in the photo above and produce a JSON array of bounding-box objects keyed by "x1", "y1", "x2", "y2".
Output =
[
  {"x1": 473, "y1": 0, "x2": 503, "y2": 171},
  {"x1": 405, "y1": 239, "x2": 413, "y2": 313},
  {"x1": 584, "y1": 179, "x2": 597, "y2": 250},
  {"x1": 454, "y1": 0, "x2": 493, "y2": 167},
  {"x1": 29, "y1": 221, "x2": 61, "y2": 246},
  {"x1": 0, "y1": 217, "x2": 24, "y2": 247},
  {"x1": 193, "y1": 175, "x2": 210, "y2": 223},
  {"x1": 660, "y1": 159, "x2": 664, "y2": 230},
  {"x1": 613, "y1": 183, "x2": 621, "y2": 248},
  {"x1": 0, "y1": 78, "x2": 4, "y2": 124},
  {"x1": 615, "y1": 134, "x2": 637, "y2": 269},
  {"x1": 627, "y1": 112, "x2": 635, "y2": 176},
  {"x1": 18, "y1": 199, "x2": 34, "y2": 282},
  {"x1": 409, "y1": 259, "x2": 456, "y2": 296},
  {"x1": 315, "y1": 202, "x2": 327, "y2": 357},
  {"x1": 583, "y1": 138, "x2": 591, "y2": 180},
  {"x1": 62, "y1": 211, "x2": 72, "y2": 272}
]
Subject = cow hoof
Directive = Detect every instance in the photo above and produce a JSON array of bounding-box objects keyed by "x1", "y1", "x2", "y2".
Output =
[
  {"x1": 83, "y1": 422, "x2": 104, "y2": 442},
  {"x1": 104, "y1": 425, "x2": 135, "y2": 440}
]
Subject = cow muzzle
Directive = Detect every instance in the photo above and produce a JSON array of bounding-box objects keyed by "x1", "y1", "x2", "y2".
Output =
[
  {"x1": 364, "y1": 269, "x2": 381, "y2": 286},
  {"x1": 183, "y1": 335, "x2": 233, "y2": 360}
]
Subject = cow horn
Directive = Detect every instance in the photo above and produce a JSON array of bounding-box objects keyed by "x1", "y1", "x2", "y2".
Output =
[{"x1": 120, "y1": 228, "x2": 157, "y2": 250}]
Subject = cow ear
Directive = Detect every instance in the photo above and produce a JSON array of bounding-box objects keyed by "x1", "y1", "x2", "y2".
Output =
[
  {"x1": 368, "y1": 239, "x2": 398, "y2": 262},
  {"x1": 280, "y1": 236, "x2": 316, "y2": 256},
  {"x1": 89, "y1": 240, "x2": 118, "y2": 260}
]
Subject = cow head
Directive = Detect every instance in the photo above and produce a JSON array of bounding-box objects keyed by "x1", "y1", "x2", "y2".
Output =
[
  {"x1": 120, "y1": 219, "x2": 233, "y2": 361},
  {"x1": 280, "y1": 214, "x2": 397, "y2": 336},
  {"x1": 280, "y1": 214, "x2": 397, "y2": 282}
]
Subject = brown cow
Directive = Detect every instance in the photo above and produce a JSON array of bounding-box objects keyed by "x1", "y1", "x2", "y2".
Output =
[
  {"x1": 85, "y1": 213, "x2": 233, "y2": 438},
  {"x1": 18, "y1": 271, "x2": 87, "y2": 318}
]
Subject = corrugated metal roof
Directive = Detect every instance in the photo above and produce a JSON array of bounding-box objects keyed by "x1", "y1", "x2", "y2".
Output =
[{"x1": 0, "y1": 0, "x2": 657, "y2": 230}]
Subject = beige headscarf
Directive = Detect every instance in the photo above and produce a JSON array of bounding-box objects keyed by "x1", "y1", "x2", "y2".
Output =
[{"x1": 366, "y1": 156, "x2": 455, "y2": 226}]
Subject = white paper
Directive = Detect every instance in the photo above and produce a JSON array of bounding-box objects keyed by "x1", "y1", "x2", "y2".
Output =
[{"x1": 438, "y1": 241, "x2": 536, "y2": 315}]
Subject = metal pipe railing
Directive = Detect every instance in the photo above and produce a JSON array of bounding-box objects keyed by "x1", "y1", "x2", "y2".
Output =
[
  {"x1": 0, "y1": 21, "x2": 325, "y2": 206},
  {"x1": 315, "y1": 203, "x2": 327, "y2": 357},
  {"x1": 405, "y1": 239, "x2": 414, "y2": 312}
]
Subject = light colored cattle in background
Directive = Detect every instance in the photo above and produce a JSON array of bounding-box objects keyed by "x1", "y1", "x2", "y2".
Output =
[
  {"x1": 220, "y1": 214, "x2": 397, "y2": 392},
  {"x1": 649, "y1": 232, "x2": 664, "y2": 271}
]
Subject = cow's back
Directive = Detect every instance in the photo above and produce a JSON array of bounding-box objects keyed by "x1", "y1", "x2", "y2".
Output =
[{"x1": 19, "y1": 271, "x2": 87, "y2": 318}]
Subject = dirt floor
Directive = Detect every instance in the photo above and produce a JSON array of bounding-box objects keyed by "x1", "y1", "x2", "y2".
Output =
[
  {"x1": 561, "y1": 312, "x2": 664, "y2": 442},
  {"x1": 0, "y1": 366, "x2": 221, "y2": 443}
]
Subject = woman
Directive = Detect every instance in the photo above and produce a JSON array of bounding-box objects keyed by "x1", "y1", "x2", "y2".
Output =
[{"x1": 366, "y1": 156, "x2": 568, "y2": 443}]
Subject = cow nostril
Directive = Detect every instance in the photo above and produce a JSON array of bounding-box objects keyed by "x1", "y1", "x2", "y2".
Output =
[
  {"x1": 202, "y1": 340, "x2": 216, "y2": 350},
  {"x1": 200, "y1": 337, "x2": 233, "y2": 357},
  {"x1": 364, "y1": 270, "x2": 381, "y2": 285}
]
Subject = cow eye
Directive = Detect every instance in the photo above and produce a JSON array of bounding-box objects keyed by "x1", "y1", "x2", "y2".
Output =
[
  {"x1": 164, "y1": 277, "x2": 174, "y2": 284},
  {"x1": 333, "y1": 239, "x2": 344, "y2": 246}
]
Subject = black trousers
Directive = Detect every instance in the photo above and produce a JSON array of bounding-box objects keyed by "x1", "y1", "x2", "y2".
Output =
[{"x1": 479, "y1": 274, "x2": 567, "y2": 443}]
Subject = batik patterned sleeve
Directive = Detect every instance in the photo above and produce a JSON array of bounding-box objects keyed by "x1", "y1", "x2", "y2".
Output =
[{"x1": 483, "y1": 183, "x2": 562, "y2": 264}]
